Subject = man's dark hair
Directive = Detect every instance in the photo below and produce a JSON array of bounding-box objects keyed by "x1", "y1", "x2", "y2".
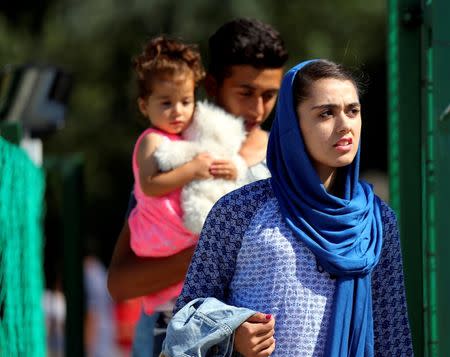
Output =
[{"x1": 208, "y1": 18, "x2": 288, "y2": 83}]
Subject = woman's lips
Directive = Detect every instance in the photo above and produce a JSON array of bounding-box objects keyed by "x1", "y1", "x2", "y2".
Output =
[{"x1": 334, "y1": 137, "x2": 353, "y2": 153}]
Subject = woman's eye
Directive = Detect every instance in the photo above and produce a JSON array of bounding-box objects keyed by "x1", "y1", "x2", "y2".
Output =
[
  {"x1": 347, "y1": 108, "x2": 360, "y2": 117},
  {"x1": 320, "y1": 110, "x2": 333, "y2": 118}
]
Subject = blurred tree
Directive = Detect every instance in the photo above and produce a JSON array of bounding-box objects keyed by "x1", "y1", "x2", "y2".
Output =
[
  {"x1": 0, "y1": 0, "x2": 54, "y2": 33},
  {"x1": 0, "y1": 0, "x2": 387, "y2": 262}
]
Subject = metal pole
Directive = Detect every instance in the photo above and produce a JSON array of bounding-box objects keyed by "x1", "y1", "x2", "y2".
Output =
[
  {"x1": 421, "y1": 2, "x2": 438, "y2": 354},
  {"x1": 431, "y1": 0, "x2": 450, "y2": 354},
  {"x1": 61, "y1": 155, "x2": 85, "y2": 357},
  {"x1": 45, "y1": 155, "x2": 85, "y2": 357},
  {"x1": 387, "y1": 0, "x2": 424, "y2": 355}
]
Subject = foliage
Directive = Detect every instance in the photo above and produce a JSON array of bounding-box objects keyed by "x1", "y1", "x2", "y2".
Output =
[{"x1": 0, "y1": 0, "x2": 386, "y2": 261}]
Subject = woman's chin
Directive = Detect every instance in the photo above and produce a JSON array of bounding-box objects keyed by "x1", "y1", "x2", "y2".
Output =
[{"x1": 333, "y1": 154, "x2": 357, "y2": 168}]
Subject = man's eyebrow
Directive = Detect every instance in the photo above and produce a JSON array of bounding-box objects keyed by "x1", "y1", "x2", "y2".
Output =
[
  {"x1": 235, "y1": 84, "x2": 255, "y2": 90},
  {"x1": 235, "y1": 84, "x2": 280, "y2": 92},
  {"x1": 311, "y1": 102, "x2": 360, "y2": 110}
]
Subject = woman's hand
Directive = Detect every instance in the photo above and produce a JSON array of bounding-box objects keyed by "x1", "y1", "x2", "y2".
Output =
[
  {"x1": 234, "y1": 313, "x2": 276, "y2": 357},
  {"x1": 210, "y1": 159, "x2": 238, "y2": 181}
]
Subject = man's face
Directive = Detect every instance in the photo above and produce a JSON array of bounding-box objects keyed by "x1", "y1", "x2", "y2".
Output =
[{"x1": 210, "y1": 65, "x2": 283, "y2": 132}]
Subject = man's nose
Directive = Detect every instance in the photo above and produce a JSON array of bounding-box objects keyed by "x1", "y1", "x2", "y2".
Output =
[{"x1": 250, "y1": 97, "x2": 264, "y2": 120}]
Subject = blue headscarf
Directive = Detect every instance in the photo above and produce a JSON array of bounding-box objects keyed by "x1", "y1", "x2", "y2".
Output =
[{"x1": 267, "y1": 60, "x2": 383, "y2": 356}]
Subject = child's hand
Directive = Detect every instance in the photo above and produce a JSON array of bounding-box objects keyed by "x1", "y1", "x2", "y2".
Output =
[
  {"x1": 210, "y1": 159, "x2": 238, "y2": 181},
  {"x1": 234, "y1": 313, "x2": 276, "y2": 357},
  {"x1": 190, "y1": 152, "x2": 214, "y2": 179}
]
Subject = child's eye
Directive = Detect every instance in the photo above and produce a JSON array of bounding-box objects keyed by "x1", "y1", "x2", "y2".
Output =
[
  {"x1": 182, "y1": 99, "x2": 193, "y2": 106},
  {"x1": 161, "y1": 101, "x2": 172, "y2": 106},
  {"x1": 238, "y1": 91, "x2": 252, "y2": 97}
]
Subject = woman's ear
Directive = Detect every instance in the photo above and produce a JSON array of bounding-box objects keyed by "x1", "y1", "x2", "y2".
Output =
[
  {"x1": 137, "y1": 97, "x2": 147, "y2": 117},
  {"x1": 204, "y1": 74, "x2": 218, "y2": 99}
]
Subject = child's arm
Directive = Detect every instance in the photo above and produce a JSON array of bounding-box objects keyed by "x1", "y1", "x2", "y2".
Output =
[{"x1": 137, "y1": 132, "x2": 213, "y2": 196}]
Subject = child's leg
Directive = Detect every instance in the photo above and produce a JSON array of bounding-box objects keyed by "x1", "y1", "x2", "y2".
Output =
[{"x1": 132, "y1": 310, "x2": 159, "y2": 357}]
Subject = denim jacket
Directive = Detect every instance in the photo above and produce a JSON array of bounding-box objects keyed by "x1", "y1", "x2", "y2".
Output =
[{"x1": 161, "y1": 297, "x2": 255, "y2": 357}]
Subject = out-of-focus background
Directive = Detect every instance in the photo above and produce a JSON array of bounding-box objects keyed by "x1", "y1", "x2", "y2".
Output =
[
  {"x1": 1, "y1": 0, "x2": 449, "y2": 356},
  {"x1": 0, "y1": 0, "x2": 389, "y2": 265}
]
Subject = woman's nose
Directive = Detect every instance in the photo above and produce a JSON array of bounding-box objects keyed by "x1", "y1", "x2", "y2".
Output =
[{"x1": 337, "y1": 112, "x2": 352, "y2": 133}]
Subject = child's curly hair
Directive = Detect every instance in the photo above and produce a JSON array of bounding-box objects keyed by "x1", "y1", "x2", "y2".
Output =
[{"x1": 133, "y1": 36, "x2": 205, "y2": 99}]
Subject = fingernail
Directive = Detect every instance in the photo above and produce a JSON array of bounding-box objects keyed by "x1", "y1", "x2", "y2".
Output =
[{"x1": 265, "y1": 314, "x2": 272, "y2": 320}]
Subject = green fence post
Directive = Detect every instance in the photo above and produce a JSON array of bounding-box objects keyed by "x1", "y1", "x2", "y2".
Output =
[
  {"x1": 389, "y1": 0, "x2": 450, "y2": 355},
  {"x1": 44, "y1": 155, "x2": 85, "y2": 357},
  {"x1": 61, "y1": 155, "x2": 85, "y2": 357},
  {"x1": 387, "y1": 0, "x2": 424, "y2": 355},
  {"x1": 421, "y1": 2, "x2": 438, "y2": 355},
  {"x1": 432, "y1": 0, "x2": 450, "y2": 355}
]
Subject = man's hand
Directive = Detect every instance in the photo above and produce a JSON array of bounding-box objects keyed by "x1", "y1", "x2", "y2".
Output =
[
  {"x1": 234, "y1": 313, "x2": 276, "y2": 357},
  {"x1": 210, "y1": 159, "x2": 238, "y2": 180}
]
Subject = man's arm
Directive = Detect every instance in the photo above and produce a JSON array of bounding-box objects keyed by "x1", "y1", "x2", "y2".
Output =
[{"x1": 107, "y1": 220, "x2": 195, "y2": 301}]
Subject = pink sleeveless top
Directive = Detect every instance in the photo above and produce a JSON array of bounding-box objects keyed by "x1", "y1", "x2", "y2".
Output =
[{"x1": 128, "y1": 128, "x2": 198, "y2": 314}]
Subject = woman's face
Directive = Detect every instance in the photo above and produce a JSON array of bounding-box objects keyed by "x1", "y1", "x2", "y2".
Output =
[{"x1": 296, "y1": 78, "x2": 361, "y2": 178}]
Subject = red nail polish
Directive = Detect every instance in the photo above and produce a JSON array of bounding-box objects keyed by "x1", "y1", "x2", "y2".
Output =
[{"x1": 265, "y1": 314, "x2": 272, "y2": 320}]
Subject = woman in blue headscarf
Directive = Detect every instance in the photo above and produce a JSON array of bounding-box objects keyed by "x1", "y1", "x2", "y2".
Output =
[{"x1": 173, "y1": 60, "x2": 413, "y2": 356}]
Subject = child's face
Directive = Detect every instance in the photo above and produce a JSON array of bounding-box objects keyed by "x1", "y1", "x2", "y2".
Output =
[
  {"x1": 138, "y1": 73, "x2": 195, "y2": 134},
  {"x1": 209, "y1": 65, "x2": 283, "y2": 133}
]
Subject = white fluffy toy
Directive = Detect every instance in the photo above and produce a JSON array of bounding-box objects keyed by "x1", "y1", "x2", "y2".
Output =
[{"x1": 154, "y1": 101, "x2": 249, "y2": 233}]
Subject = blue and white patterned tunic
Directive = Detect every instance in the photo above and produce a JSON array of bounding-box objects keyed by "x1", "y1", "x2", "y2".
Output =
[{"x1": 175, "y1": 179, "x2": 413, "y2": 356}]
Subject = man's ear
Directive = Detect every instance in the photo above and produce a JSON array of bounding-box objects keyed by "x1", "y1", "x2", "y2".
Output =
[
  {"x1": 204, "y1": 74, "x2": 218, "y2": 99},
  {"x1": 137, "y1": 97, "x2": 147, "y2": 117}
]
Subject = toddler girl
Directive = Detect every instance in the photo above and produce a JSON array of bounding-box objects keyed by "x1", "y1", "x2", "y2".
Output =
[{"x1": 129, "y1": 36, "x2": 235, "y2": 316}]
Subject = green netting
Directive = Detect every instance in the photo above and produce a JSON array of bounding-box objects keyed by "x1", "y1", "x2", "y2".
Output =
[{"x1": 0, "y1": 137, "x2": 46, "y2": 356}]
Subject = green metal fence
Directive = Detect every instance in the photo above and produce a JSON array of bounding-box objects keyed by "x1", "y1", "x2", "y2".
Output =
[
  {"x1": 388, "y1": 0, "x2": 450, "y2": 355},
  {"x1": 431, "y1": 0, "x2": 450, "y2": 355},
  {"x1": 0, "y1": 124, "x2": 46, "y2": 356},
  {"x1": 0, "y1": 122, "x2": 85, "y2": 356}
]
